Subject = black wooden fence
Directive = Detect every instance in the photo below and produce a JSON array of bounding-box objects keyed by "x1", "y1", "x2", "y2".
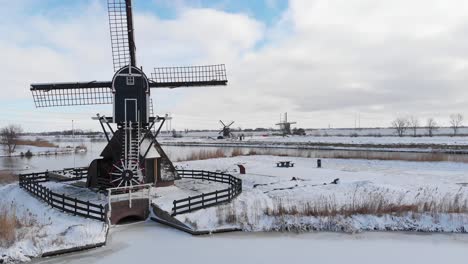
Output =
[
  {"x1": 19, "y1": 171, "x2": 106, "y2": 221},
  {"x1": 171, "y1": 170, "x2": 242, "y2": 216}
]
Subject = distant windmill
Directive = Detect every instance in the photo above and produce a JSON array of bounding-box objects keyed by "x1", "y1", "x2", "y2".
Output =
[
  {"x1": 164, "y1": 113, "x2": 173, "y2": 133},
  {"x1": 218, "y1": 120, "x2": 235, "y2": 139},
  {"x1": 276, "y1": 112, "x2": 296, "y2": 135}
]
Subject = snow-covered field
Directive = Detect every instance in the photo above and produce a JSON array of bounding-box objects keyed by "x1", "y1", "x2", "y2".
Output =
[
  {"x1": 243, "y1": 135, "x2": 468, "y2": 146},
  {"x1": 0, "y1": 184, "x2": 107, "y2": 263},
  {"x1": 159, "y1": 126, "x2": 468, "y2": 138},
  {"x1": 154, "y1": 156, "x2": 468, "y2": 232},
  {"x1": 160, "y1": 134, "x2": 468, "y2": 148}
]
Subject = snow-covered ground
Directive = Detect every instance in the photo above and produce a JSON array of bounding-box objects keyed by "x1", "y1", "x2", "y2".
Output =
[
  {"x1": 0, "y1": 184, "x2": 107, "y2": 263},
  {"x1": 244, "y1": 135, "x2": 468, "y2": 146},
  {"x1": 153, "y1": 156, "x2": 468, "y2": 232},
  {"x1": 42, "y1": 181, "x2": 107, "y2": 205},
  {"x1": 160, "y1": 134, "x2": 468, "y2": 147},
  {"x1": 153, "y1": 178, "x2": 230, "y2": 213}
]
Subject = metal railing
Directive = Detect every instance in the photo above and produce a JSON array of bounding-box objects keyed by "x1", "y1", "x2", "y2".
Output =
[
  {"x1": 171, "y1": 170, "x2": 242, "y2": 216},
  {"x1": 107, "y1": 184, "x2": 152, "y2": 209}
]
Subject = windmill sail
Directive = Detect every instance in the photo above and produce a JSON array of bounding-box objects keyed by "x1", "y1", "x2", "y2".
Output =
[
  {"x1": 107, "y1": 0, "x2": 136, "y2": 71},
  {"x1": 30, "y1": 81, "x2": 113, "y2": 107},
  {"x1": 149, "y1": 64, "x2": 227, "y2": 88}
]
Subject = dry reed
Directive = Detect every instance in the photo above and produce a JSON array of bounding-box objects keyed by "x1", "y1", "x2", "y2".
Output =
[
  {"x1": 0, "y1": 204, "x2": 17, "y2": 247},
  {"x1": 16, "y1": 139, "x2": 58, "y2": 148},
  {"x1": 0, "y1": 171, "x2": 17, "y2": 185},
  {"x1": 265, "y1": 191, "x2": 468, "y2": 218},
  {"x1": 231, "y1": 148, "x2": 244, "y2": 157},
  {"x1": 178, "y1": 149, "x2": 226, "y2": 161}
]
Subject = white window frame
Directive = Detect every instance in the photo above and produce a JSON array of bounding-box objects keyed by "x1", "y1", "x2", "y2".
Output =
[{"x1": 126, "y1": 76, "x2": 135, "y2": 85}]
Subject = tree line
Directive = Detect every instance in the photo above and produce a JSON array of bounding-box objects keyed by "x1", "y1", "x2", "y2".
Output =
[{"x1": 391, "y1": 114, "x2": 464, "y2": 137}]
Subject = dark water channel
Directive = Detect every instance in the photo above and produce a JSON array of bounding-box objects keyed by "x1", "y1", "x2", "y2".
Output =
[{"x1": 2, "y1": 140, "x2": 468, "y2": 173}]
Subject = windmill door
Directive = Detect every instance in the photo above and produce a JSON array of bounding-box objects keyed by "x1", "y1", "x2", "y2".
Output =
[{"x1": 125, "y1": 99, "x2": 137, "y2": 123}]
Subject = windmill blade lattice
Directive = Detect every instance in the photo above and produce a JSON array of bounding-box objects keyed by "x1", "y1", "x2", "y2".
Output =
[
  {"x1": 107, "y1": 0, "x2": 136, "y2": 71},
  {"x1": 30, "y1": 82, "x2": 113, "y2": 107},
  {"x1": 150, "y1": 64, "x2": 227, "y2": 88}
]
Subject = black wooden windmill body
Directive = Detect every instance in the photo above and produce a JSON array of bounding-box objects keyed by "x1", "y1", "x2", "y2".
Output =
[
  {"x1": 30, "y1": 0, "x2": 227, "y2": 189},
  {"x1": 218, "y1": 120, "x2": 234, "y2": 139}
]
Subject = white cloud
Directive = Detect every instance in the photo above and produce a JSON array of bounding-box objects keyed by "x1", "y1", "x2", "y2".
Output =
[{"x1": 2, "y1": 0, "x2": 468, "y2": 131}]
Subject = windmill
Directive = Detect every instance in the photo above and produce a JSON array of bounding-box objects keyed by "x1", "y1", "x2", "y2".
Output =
[
  {"x1": 164, "y1": 113, "x2": 173, "y2": 134},
  {"x1": 218, "y1": 120, "x2": 234, "y2": 139},
  {"x1": 275, "y1": 112, "x2": 296, "y2": 135},
  {"x1": 30, "y1": 0, "x2": 227, "y2": 190}
]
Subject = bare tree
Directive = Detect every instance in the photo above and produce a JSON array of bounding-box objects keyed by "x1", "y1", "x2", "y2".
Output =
[
  {"x1": 449, "y1": 113, "x2": 463, "y2": 136},
  {"x1": 408, "y1": 116, "x2": 419, "y2": 137},
  {"x1": 426, "y1": 118, "x2": 438, "y2": 137},
  {"x1": 0, "y1": 125, "x2": 23, "y2": 155},
  {"x1": 391, "y1": 117, "x2": 408, "y2": 137}
]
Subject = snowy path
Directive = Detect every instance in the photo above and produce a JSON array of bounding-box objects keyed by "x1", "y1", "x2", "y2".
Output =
[{"x1": 33, "y1": 221, "x2": 468, "y2": 264}]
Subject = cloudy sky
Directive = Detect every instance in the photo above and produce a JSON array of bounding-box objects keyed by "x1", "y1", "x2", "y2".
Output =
[{"x1": 2, "y1": 0, "x2": 468, "y2": 132}]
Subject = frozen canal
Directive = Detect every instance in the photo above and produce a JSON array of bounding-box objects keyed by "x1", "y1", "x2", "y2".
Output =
[{"x1": 34, "y1": 222, "x2": 468, "y2": 264}]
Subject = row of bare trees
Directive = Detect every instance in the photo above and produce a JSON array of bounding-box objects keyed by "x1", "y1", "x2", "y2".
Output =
[{"x1": 391, "y1": 114, "x2": 464, "y2": 137}]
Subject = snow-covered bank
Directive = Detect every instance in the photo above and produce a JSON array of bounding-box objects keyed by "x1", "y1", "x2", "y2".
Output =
[
  {"x1": 0, "y1": 184, "x2": 107, "y2": 263},
  {"x1": 159, "y1": 135, "x2": 468, "y2": 153},
  {"x1": 0, "y1": 146, "x2": 76, "y2": 158},
  {"x1": 153, "y1": 156, "x2": 468, "y2": 233},
  {"x1": 160, "y1": 134, "x2": 468, "y2": 146}
]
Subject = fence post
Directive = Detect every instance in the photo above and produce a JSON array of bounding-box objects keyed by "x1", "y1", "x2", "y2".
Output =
[
  {"x1": 173, "y1": 200, "x2": 176, "y2": 215},
  {"x1": 215, "y1": 190, "x2": 218, "y2": 203},
  {"x1": 87, "y1": 201, "x2": 90, "y2": 218},
  {"x1": 202, "y1": 193, "x2": 205, "y2": 207},
  {"x1": 62, "y1": 194, "x2": 65, "y2": 211},
  {"x1": 74, "y1": 198, "x2": 77, "y2": 216}
]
